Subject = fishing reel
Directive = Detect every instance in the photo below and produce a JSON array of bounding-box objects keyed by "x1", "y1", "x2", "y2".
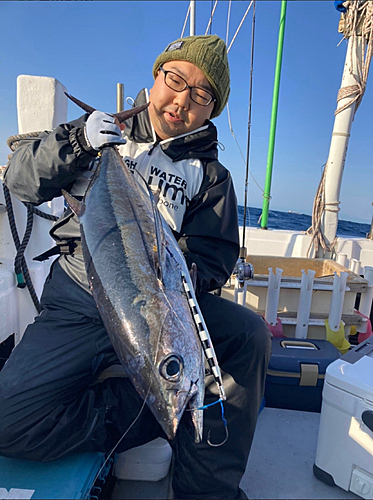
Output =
[
  {"x1": 233, "y1": 248, "x2": 254, "y2": 288},
  {"x1": 234, "y1": 261, "x2": 254, "y2": 287}
]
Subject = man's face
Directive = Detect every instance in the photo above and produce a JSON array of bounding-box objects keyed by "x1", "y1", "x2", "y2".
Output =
[{"x1": 148, "y1": 60, "x2": 215, "y2": 141}]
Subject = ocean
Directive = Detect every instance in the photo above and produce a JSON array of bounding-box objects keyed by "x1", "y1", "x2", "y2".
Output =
[{"x1": 238, "y1": 206, "x2": 371, "y2": 239}]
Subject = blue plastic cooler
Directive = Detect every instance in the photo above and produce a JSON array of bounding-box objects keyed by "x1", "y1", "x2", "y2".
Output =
[
  {"x1": 265, "y1": 338, "x2": 341, "y2": 412},
  {"x1": 0, "y1": 452, "x2": 112, "y2": 499}
]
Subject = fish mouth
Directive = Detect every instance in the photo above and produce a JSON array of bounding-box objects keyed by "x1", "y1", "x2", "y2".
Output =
[
  {"x1": 186, "y1": 386, "x2": 204, "y2": 443},
  {"x1": 159, "y1": 380, "x2": 202, "y2": 442}
]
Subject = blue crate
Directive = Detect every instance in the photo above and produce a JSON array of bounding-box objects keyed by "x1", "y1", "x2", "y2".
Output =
[{"x1": 0, "y1": 452, "x2": 113, "y2": 499}]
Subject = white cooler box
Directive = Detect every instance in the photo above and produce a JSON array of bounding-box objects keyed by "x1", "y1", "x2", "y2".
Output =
[
  {"x1": 114, "y1": 438, "x2": 172, "y2": 481},
  {"x1": 314, "y1": 338, "x2": 373, "y2": 499}
]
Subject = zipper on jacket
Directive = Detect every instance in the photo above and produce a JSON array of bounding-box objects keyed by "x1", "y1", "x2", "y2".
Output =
[{"x1": 148, "y1": 140, "x2": 160, "y2": 156}]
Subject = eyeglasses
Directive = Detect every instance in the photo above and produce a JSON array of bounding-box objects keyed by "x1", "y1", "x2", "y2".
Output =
[{"x1": 159, "y1": 66, "x2": 216, "y2": 107}]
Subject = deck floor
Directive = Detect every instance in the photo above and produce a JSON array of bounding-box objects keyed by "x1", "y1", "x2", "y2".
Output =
[
  {"x1": 241, "y1": 407, "x2": 359, "y2": 499},
  {"x1": 112, "y1": 407, "x2": 360, "y2": 499}
]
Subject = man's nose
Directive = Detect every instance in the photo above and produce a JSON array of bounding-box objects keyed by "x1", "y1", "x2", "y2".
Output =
[{"x1": 174, "y1": 88, "x2": 190, "y2": 110}]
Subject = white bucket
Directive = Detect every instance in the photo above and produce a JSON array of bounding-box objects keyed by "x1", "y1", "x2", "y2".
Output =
[{"x1": 114, "y1": 438, "x2": 172, "y2": 482}]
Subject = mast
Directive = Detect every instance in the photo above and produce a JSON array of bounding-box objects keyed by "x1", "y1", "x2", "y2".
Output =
[
  {"x1": 190, "y1": 1, "x2": 196, "y2": 36},
  {"x1": 315, "y1": 1, "x2": 372, "y2": 258},
  {"x1": 261, "y1": 0, "x2": 287, "y2": 229}
]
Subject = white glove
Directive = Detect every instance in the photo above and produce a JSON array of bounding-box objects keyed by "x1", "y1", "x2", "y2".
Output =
[{"x1": 84, "y1": 110, "x2": 127, "y2": 150}]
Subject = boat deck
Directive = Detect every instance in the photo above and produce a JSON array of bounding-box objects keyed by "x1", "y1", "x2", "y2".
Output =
[{"x1": 111, "y1": 407, "x2": 359, "y2": 499}]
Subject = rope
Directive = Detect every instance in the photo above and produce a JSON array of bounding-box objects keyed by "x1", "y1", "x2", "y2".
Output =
[
  {"x1": 306, "y1": 165, "x2": 338, "y2": 258},
  {"x1": 225, "y1": 0, "x2": 264, "y2": 233},
  {"x1": 227, "y1": 1, "x2": 253, "y2": 53},
  {"x1": 307, "y1": 1, "x2": 373, "y2": 257},
  {"x1": 3, "y1": 183, "x2": 42, "y2": 313},
  {"x1": 205, "y1": 0, "x2": 218, "y2": 36},
  {"x1": 226, "y1": 1, "x2": 232, "y2": 45},
  {"x1": 226, "y1": 103, "x2": 265, "y2": 198},
  {"x1": 4, "y1": 131, "x2": 60, "y2": 313},
  {"x1": 335, "y1": 0, "x2": 373, "y2": 114},
  {"x1": 25, "y1": 204, "x2": 59, "y2": 222},
  {"x1": 6, "y1": 132, "x2": 44, "y2": 158},
  {"x1": 180, "y1": 3, "x2": 191, "y2": 38},
  {"x1": 14, "y1": 204, "x2": 34, "y2": 283}
]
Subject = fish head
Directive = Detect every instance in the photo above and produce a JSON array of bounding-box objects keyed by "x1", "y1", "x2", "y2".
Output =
[{"x1": 143, "y1": 292, "x2": 205, "y2": 442}]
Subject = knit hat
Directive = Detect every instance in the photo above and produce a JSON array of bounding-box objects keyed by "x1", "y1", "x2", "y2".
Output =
[{"x1": 152, "y1": 35, "x2": 230, "y2": 119}]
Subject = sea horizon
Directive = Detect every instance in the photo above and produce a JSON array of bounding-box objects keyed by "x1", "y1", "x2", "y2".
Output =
[{"x1": 238, "y1": 205, "x2": 371, "y2": 239}]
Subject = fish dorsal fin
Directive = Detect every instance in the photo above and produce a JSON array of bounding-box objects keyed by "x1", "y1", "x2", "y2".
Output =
[
  {"x1": 62, "y1": 189, "x2": 85, "y2": 217},
  {"x1": 133, "y1": 170, "x2": 165, "y2": 283}
]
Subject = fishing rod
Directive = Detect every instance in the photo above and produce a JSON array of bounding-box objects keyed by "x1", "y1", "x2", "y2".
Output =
[{"x1": 241, "y1": 0, "x2": 256, "y2": 261}]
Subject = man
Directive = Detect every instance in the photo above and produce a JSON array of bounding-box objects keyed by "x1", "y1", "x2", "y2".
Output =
[{"x1": 0, "y1": 35, "x2": 271, "y2": 499}]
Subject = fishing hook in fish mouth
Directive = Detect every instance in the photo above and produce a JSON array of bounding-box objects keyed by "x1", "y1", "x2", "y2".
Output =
[
  {"x1": 206, "y1": 398, "x2": 229, "y2": 447},
  {"x1": 187, "y1": 397, "x2": 229, "y2": 447}
]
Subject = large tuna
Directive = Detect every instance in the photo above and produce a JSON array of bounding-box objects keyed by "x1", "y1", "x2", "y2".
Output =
[{"x1": 62, "y1": 98, "x2": 224, "y2": 442}]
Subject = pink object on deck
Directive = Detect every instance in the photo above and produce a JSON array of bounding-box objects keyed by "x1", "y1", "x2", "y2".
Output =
[
  {"x1": 356, "y1": 310, "x2": 373, "y2": 343},
  {"x1": 263, "y1": 316, "x2": 285, "y2": 338}
]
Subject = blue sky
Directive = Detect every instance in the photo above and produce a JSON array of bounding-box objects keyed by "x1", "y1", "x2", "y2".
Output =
[{"x1": 1, "y1": 1, "x2": 372, "y2": 223}]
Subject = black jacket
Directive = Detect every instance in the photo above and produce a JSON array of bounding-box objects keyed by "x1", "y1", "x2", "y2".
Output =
[{"x1": 4, "y1": 90, "x2": 239, "y2": 295}]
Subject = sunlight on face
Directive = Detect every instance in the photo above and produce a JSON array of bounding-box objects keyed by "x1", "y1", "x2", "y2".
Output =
[{"x1": 148, "y1": 60, "x2": 215, "y2": 141}]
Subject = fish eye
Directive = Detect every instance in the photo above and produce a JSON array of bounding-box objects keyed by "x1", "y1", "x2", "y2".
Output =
[{"x1": 160, "y1": 354, "x2": 184, "y2": 382}]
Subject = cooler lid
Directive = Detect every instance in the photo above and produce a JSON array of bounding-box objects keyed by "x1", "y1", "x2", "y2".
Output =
[
  {"x1": 0, "y1": 452, "x2": 108, "y2": 499},
  {"x1": 325, "y1": 338, "x2": 373, "y2": 400}
]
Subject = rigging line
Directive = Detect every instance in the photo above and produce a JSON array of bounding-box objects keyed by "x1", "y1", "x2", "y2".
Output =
[
  {"x1": 92, "y1": 385, "x2": 150, "y2": 487},
  {"x1": 205, "y1": 0, "x2": 219, "y2": 35},
  {"x1": 181, "y1": 3, "x2": 191, "y2": 38},
  {"x1": 226, "y1": 103, "x2": 265, "y2": 197},
  {"x1": 226, "y1": 1, "x2": 232, "y2": 45},
  {"x1": 92, "y1": 306, "x2": 171, "y2": 486},
  {"x1": 242, "y1": 0, "x2": 256, "y2": 250},
  {"x1": 209, "y1": 0, "x2": 214, "y2": 34},
  {"x1": 227, "y1": 1, "x2": 254, "y2": 53}
]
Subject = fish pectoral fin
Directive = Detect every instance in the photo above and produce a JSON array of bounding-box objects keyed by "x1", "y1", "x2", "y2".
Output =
[{"x1": 62, "y1": 189, "x2": 85, "y2": 217}]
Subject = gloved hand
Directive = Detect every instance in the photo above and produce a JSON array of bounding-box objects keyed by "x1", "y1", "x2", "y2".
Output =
[{"x1": 84, "y1": 111, "x2": 127, "y2": 150}]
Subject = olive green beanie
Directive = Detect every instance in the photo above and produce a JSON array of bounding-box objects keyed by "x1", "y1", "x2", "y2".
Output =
[{"x1": 152, "y1": 35, "x2": 230, "y2": 119}]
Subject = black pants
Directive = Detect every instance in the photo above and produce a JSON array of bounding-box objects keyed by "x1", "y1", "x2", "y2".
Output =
[{"x1": 0, "y1": 261, "x2": 271, "y2": 499}]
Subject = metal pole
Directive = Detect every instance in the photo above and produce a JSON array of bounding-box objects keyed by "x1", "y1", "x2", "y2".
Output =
[
  {"x1": 368, "y1": 203, "x2": 373, "y2": 240},
  {"x1": 117, "y1": 83, "x2": 124, "y2": 112},
  {"x1": 261, "y1": 0, "x2": 287, "y2": 229},
  {"x1": 190, "y1": 1, "x2": 196, "y2": 36}
]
